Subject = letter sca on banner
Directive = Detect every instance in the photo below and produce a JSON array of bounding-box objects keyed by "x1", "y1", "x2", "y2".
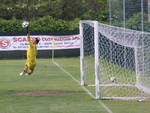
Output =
[{"x1": 0, "y1": 35, "x2": 80, "y2": 51}]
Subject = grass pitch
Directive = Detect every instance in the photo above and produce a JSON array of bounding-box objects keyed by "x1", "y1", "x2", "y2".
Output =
[{"x1": 0, "y1": 58, "x2": 150, "y2": 113}]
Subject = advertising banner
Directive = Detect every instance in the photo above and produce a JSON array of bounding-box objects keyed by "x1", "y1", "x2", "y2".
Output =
[{"x1": 0, "y1": 35, "x2": 80, "y2": 51}]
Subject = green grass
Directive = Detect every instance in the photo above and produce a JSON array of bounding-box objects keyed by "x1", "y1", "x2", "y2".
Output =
[
  {"x1": 81, "y1": 56, "x2": 150, "y2": 97},
  {"x1": 0, "y1": 58, "x2": 150, "y2": 113}
]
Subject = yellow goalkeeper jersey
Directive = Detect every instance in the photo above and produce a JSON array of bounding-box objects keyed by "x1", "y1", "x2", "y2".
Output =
[{"x1": 26, "y1": 34, "x2": 37, "y2": 66}]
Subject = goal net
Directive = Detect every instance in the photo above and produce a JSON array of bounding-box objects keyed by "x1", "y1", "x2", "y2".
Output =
[{"x1": 80, "y1": 20, "x2": 150, "y2": 100}]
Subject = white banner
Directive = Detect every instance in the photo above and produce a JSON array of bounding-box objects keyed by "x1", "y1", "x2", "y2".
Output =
[{"x1": 0, "y1": 35, "x2": 80, "y2": 51}]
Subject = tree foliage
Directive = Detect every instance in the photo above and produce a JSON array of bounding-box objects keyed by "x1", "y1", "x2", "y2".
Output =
[
  {"x1": 0, "y1": 0, "x2": 107, "y2": 21},
  {"x1": 110, "y1": 0, "x2": 148, "y2": 23},
  {"x1": 0, "y1": 0, "x2": 108, "y2": 32}
]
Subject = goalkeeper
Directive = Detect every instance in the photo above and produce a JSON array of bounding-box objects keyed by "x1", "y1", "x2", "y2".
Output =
[{"x1": 20, "y1": 24, "x2": 40, "y2": 76}]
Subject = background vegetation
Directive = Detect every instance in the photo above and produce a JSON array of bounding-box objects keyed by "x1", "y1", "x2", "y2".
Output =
[
  {"x1": 0, "y1": 0, "x2": 107, "y2": 33},
  {"x1": 0, "y1": 0, "x2": 149, "y2": 33}
]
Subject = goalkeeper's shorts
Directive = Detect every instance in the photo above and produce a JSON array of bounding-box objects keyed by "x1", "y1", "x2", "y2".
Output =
[{"x1": 24, "y1": 63, "x2": 36, "y2": 74}]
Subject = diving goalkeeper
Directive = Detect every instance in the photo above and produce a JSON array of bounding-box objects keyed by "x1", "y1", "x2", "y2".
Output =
[{"x1": 20, "y1": 22, "x2": 40, "y2": 76}]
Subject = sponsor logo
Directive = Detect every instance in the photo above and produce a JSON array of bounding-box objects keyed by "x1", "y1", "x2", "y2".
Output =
[{"x1": 0, "y1": 38, "x2": 11, "y2": 49}]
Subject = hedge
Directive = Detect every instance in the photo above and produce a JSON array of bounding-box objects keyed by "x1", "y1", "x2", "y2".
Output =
[{"x1": 0, "y1": 16, "x2": 80, "y2": 33}]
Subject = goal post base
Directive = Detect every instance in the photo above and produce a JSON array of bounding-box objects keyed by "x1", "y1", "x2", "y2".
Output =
[{"x1": 101, "y1": 97, "x2": 150, "y2": 101}]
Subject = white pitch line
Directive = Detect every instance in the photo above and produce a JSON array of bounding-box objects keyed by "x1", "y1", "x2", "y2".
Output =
[
  {"x1": 53, "y1": 61, "x2": 114, "y2": 113},
  {"x1": 53, "y1": 62, "x2": 80, "y2": 84},
  {"x1": 98, "y1": 100, "x2": 113, "y2": 113},
  {"x1": 53, "y1": 61, "x2": 113, "y2": 113},
  {"x1": 53, "y1": 61, "x2": 95, "y2": 98}
]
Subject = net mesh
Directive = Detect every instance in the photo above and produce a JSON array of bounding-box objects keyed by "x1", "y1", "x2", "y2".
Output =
[
  {"x1": 81, "y1": 21, "x2": 150, "y2": 100},
  {"x1": 83, "y1": 23, "x2": 95, "y2": 85}
]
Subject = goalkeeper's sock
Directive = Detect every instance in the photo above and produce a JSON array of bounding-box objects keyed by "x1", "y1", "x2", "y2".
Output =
[
  {"x1": 25, "y1": 73, "x2": 29, "y2": 76},
  {"x1": 19, "y1": 72, "x2": 25, "y2": 76},
  {"x1": 19, "y1": 71, "x2": 30, "y2": 76}
]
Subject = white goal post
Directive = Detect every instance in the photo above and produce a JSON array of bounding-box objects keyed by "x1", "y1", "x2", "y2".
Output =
[{"x1": 80, "y1": 20, "x2": 150, "y2": 100}]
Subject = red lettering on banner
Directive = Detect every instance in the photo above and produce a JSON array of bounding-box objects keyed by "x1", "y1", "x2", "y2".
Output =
[
  {"x1": 41, "y1": 37, "x2": 73, "y2": 41},
  {"x1": 72, "y1": 36, "x2": 80, "y2": 40},
  {"x1": 13, "y1": 37, "x2": 27, "y2": 42},
  {"x1": 54, "y1": 37, "x2": 71, "y2": 41},
  {"x1": 20, "y1": 37, "x2": 27, "y2": 42},
  {"x1": 13, "y1": 38, "x2": 18, "y2": 42},
  {"x1": 42, "y1": 37, "x2": 53, "y2": 41}
]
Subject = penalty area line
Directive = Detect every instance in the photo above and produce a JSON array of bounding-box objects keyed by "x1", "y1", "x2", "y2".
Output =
[
  {"x1": 53, "y1": 61, "x2": 113, "y2": 113},
  {"x1": 53, "y1": 61, "x2": 95, "y2": 98},
  {"x1": 98, "y1": 100, "x2": 113, "y2": 113}
]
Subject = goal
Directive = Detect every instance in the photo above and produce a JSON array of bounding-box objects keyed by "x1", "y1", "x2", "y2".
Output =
[{"x1": 80, "y1": 20, "x2": 150, "y2": 100}]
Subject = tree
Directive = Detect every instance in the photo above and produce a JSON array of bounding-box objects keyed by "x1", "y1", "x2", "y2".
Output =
[
  {"x1": 110, "y1": 0, "x2": 148, "y2": 23},
  {"x1": 59, "y1": 0, "x2": 85, "y2": 20}
]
